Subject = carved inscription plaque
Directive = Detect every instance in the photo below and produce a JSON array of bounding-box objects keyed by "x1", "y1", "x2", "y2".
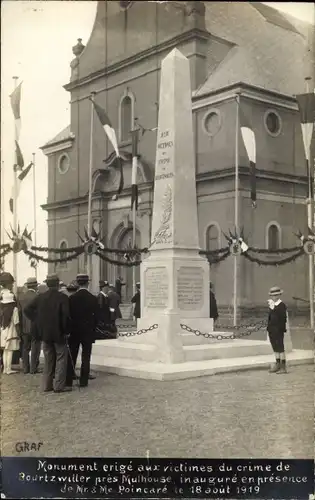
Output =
[
  {"x1": 155, "y1": 129, "x2": 174, "y2": 176},
  {"x1": 177, "y1": 267, "x2": 204, "y2": 310},
  {"x1": 145, "y1": 267, "x2": 169, "y2": 308}
]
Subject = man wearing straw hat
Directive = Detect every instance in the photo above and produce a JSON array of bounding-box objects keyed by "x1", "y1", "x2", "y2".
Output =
[{"x1": 267, "y1": 286, "x2": 288, "y2": 374}]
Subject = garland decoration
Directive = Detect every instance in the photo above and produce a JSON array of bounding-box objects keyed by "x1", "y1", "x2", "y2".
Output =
[
  {"x1": 243, "y1": 247, "x2": 305, "y2": 266},
  {"x1": 24, "y1": 248, "x2": 84, "y2": 264},
  {"x1": 1, "y1": 224, "x2": 313, "y2": 270},
  {"x1": 96, "y1": 251, "x2": 141, "y2": 267},
  {"x1": 31, "y1": 245, "x2": 84, "y2": 253}
]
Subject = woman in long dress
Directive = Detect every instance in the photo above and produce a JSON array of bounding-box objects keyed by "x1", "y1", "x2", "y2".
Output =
[{"x1": 0, "y1": 290, "x2": 21, "y2": 375}]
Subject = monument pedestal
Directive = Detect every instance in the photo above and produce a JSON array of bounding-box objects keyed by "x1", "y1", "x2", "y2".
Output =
[{"x1": 132, "y1": 249, "x2": 213, "y2": 362}]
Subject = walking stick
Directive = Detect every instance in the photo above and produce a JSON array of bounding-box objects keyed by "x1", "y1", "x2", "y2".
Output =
[{"x1": 66, "y1": 337, "x2": 80, "y2": 391}]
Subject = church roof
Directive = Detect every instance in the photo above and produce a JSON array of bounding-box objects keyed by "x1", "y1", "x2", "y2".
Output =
[
  {"x1": 41, "y1": 125, "x2": 73, "y2": 148},
  {"x1": 196, "y1": 2, "x2": 314, "y2": 97}
]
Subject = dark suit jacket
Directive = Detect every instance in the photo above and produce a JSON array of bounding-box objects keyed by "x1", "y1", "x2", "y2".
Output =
[
  {"x1": 19, "y1": 289, "x2": 38, "y2": 336},
  {"x1": 131, "y1": 291, "x2": 140, "y2": 318},
  {"x1": 209, "y1": 290, "x2": 219, "y2": 320},
  {"x1": 267, "y1": 301, "x2": 287, "y2": 335},
  {"x1": 97, "y1": 292, "x2": 111, "y2": 325},
  {"x1": 69, "y1": 288, "x2": 99, "y2": 342},
  {"x1": 24, "y1": 289, "x2": 70, "y2": 343},
  {"x1": 107, "y1": 290, "x2": 121, "y2": 320}
]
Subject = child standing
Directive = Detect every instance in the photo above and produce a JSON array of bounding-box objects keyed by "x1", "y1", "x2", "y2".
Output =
[
  {"x1": 267, "y1": 286, "x2": 287, "y2": 374},
  {"x1": 0, "y1": 290, "x2": 21, "y2": 375}
]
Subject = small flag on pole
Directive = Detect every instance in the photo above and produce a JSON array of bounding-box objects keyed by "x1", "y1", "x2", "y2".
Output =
[
  {"x1": 91, "y1": 99, "x2": 123, "y2": 199},
  {"x1": 9, "y1": 162, "x2": 33, "y2": 213},
  {"x1": 296, "y1": 93, "x2": 315, "y2": 199},
  {"x1": 91, "y1": 100, "x2": 119, "y2": 157},
  {"x1": 10, "y1": 81, "x2": 22, "y2": 139},
  {"x1": 131, "y1": 129, "x2": 139, "y2": 211},
  {"x1": 240, "y1": 109, "x2": 257, "y2": 208},
  {"x1": 296, "y1": 93, "x2": 315, "y2": 162},
  {"x1": 14, "y1": 140, "x2": 24, "y2": 171}
]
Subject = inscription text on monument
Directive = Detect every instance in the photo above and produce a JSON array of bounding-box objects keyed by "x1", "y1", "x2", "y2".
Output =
[
  {"x1": 145, "y1": 267, "x2": 169, "y2": 308},
  {"x1": 177, "y1": 267, "x2": 204, "y2": 310}
]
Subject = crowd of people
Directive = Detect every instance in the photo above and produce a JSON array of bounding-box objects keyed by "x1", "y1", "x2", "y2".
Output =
[
  {"x1": 0, "y1": 269, "x2": 288, "y2": 388},
  {"x1": 0, "y1": 271, "x2": 141, "y2": 392}
]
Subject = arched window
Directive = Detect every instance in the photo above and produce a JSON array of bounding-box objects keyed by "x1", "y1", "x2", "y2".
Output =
[
  {"x1": 59, "y1": 240, "x2": 68, "y2": 268},
  {"x1": 206, "y1": 224, "x2": 220, "y2": 251},
  {"x1": 119, "y1": 90, "x2": 135, "y2": 143},
  {"x1": 267, "y1": 223, "x2": 280, "y2": 250}
]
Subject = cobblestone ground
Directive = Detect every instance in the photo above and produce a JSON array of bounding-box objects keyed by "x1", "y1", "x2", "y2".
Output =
[{"x1": 1, "y1": 357, "x2": 313, "y2": 459}]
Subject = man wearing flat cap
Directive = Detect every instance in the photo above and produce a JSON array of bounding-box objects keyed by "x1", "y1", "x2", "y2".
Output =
[
  {"x1": 66, "y1": 274, "x2": 99, "y2": 388},
  {"x1": 18, "y1": 277, "x2": 42, "y2": 374},
  {"x1": 267, "y1": 286, "x2": 288, "y2": 374},
  {"x1": 24, "y1": 274, "x2": 71, "y2": 393}
]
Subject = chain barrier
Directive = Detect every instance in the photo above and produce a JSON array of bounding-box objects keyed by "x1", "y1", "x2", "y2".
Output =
[
  {"x1": 117, "y1": 324, "x2": 158, "y2": 337},
  {"x1": 180, "y1": 320, "x2": 267, "y2": 340}
]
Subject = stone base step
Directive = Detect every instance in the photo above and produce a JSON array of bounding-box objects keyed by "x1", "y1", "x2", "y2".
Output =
[
  {"x1": 90, "y1": 349, "x2": 314, "y2": 381},
  {"x1": 93, "y1": 339, "x2": 273, "y2": 363}
]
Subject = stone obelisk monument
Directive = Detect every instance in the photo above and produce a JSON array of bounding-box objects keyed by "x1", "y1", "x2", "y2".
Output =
[{"x1": 137, "y1": 48, "x2": 213, "y2": 363}]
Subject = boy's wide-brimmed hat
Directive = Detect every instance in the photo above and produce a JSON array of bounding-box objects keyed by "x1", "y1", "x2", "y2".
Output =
[
  {"x1": 1, "y1": 290, "x2": 15, "y2": 304},
  {"x1": 26, "y1": 277, "x2": 38, "y2": 287},
  {"x1": 269, "y1": 286, "x2": 283, "y2": 296}
]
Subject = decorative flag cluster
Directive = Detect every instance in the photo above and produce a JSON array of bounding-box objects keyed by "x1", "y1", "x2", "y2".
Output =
[
  {"x1": 296, "y1": 92, "x2": 315, "y2": 199},
  {"x1": 131, "y1": 129, "x2": 139, "y2": 211},
  {"x1": 9, "y1": 82, "x2": 34, "y2": 214},
  {"x1": 239, "y1": 107, "x2": 257, "y2": 209},
  {"x1": 91, "y1": 99, "x2": 124, "y2": 200}
]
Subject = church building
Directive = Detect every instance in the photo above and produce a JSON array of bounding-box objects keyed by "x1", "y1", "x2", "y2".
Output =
[{"x1": 41, "y1": 1, "x2": 314, "y2": 316}]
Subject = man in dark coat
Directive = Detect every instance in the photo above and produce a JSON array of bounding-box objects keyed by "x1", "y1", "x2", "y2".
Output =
[
  {"x1": 131, "y1": 282, "x2": 141, "y2": 319},
  {"x1": 66, "y1": 274, "x2": 99, "y2": 388},
  {"x1": 209, "y1": 282, "x2": 219, "y2": 324},
  {"x1": 267, "y1": 286, "x2": 287, "y2": 374},
  {"x1": 108, "y1": 284, "x2": 122, "y2": 327},
  {"x1": 98, "y1": 280, "x2": 111, "y2": 326},
  {"x1": 24, "y1": 274, "x2": 71, "y2": 393},
  {"x1": 18, "y1": 277, "x2": 42, "y2": 374},
  {"x1": 115, "y1": 276, "x2": 125, "y2": 301}
]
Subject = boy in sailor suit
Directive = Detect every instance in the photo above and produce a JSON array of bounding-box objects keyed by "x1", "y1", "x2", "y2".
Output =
[{"x1": 267, "y1": 286, "x2": 288, "y2": 374}]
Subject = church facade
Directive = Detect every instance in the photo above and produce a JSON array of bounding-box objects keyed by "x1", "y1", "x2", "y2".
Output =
[{"x1": 41, "y1": 1, "x2": 314, "y2": 315}]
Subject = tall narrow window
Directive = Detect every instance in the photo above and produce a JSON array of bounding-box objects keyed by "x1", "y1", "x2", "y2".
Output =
[
  {"x1": 206, "y1": 224, "x2": 220, "y2": 251},
  {"x1": 267, "y1": 224, "x2": 280, "y2": 250},
  {"x1": 59, "y1": 240, "x2": 68, "y2": 269},
  {"x1": 120, "y1": 96, "x2": 132, "y2": 142}
]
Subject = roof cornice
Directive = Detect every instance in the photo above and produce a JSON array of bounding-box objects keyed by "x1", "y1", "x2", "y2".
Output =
[
  {"x1": 41, "y1": 138, "x2": 75, "y2": 156},
  {"x1": 42, "y1": 167, "x2": 309, "y2": 211},
  {"x1": 193, "y1": 82, "x2": 299, "y2": 111},
  {"x1": 64, "y1": 28, "x2": 211, "y2": 92}
]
